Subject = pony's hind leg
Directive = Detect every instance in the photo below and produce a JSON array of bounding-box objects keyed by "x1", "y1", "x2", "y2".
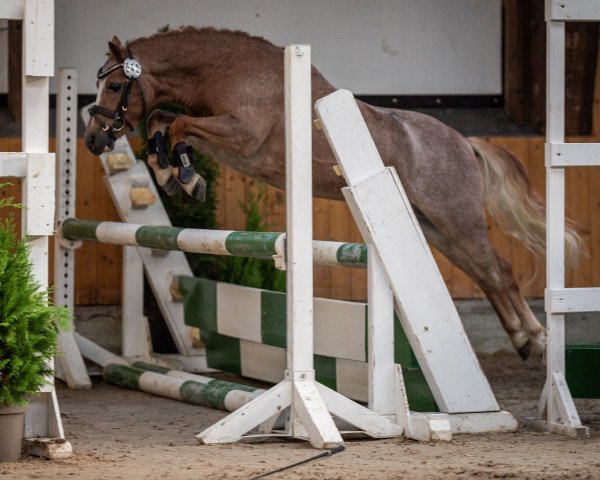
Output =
[
  {"x1": 475, "y1": 253, "x2": 546, "y2": 359},
  {"x1": 417, "y1": 211, "x2": 546, "y2": 360}
]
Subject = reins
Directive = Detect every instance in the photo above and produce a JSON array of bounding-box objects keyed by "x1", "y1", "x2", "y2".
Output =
[{"x1": 89, "y1": 45, "x2": 147, "y2": 138}]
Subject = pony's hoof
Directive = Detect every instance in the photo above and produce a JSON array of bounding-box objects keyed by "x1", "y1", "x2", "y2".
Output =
[
  {"x1": 162, "y1": 175, "x2": 181, "y2": 196},
  {"x1": 179, "y1": 173, "x2": 207, "y2": 202},
  {"x1": 517, "y1": 340, "x2": 532, "y2": 361},
  {"x1": 147, "y1": 155, "x2": 181, "y2": 197},
  {"x1": 188, "y1": 174, "x2": 207, "y2": 202},
  {"x1": 190, "y1": 177, "x2": 207, "y2": 202},
  {"x1": 529, "y1": 333, "x2": 547, "y2": 363}
]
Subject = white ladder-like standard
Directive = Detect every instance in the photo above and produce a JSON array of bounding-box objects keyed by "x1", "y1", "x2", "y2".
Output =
[
  {"x1": 54, "y1": 71, "x2": 208, "y2": 374},
  {"x1": 537, "y1": 0, "x2": 600, "y2": 438},
  {"x1": 0, "y1": 0, "x2": 73, "y2": 458}
]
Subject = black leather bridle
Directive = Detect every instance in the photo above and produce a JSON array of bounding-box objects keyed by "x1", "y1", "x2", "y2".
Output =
[{"x1": 89, "y1": 46, "x2": 147, "y2": 138}]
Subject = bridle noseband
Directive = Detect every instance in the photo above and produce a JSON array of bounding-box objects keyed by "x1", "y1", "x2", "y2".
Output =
[{"x1": 89, "y1": 47, "x2": 146, "y2": 138}]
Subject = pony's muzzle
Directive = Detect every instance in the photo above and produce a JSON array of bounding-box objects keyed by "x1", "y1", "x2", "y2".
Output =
[{"x1": 84, "y1": 130, "x2": 115, "y2": 156}]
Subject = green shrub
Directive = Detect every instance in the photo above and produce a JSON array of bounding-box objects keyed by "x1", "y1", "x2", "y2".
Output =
[
  {"x1": 0, "y1": 199, "x2": 70, "y2": 406},
  {"x1": 220, "y1": 186, "x2": 286, "y2": 291}
]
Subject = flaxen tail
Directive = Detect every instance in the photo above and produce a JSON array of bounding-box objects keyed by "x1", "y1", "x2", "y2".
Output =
[{"x1": 467, "y1": 137, "x2": 584, "y2": 267}]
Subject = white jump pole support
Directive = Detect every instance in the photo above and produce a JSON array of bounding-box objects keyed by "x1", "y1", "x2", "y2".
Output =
[
  {"x1": 54, "y1": 68, "x2": 92, "y2": 389},
  {"x1": 121, "y1": 245, "x2": 153, "y2": 360},
  {"x1": 315, "y1": 89, "x2": 498, "y2": 414},
  {"x1": 197, "y1": 45, "x2": 400, "y2": 448},
  {"x1": 315, "y1": 89, "x2": 516, "y2": 438},
  {"x1": 534, "y1": 0, "x2": 598, "y2": 438},
  {"x1": 21, "y1": 0, "x2": 71, "y2": 457},
  {"x1": 0, "y1": 0, "x2": 72, "y2": 458},
  {"x1": 367, "y1": 246, "x2": 395, "y2": 417},
  {"x1": 76, "y1": 109, "x2": 205, "y2": 364}
]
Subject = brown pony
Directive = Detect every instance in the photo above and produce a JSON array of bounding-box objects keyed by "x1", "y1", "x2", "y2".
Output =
[{"x1": 84, "y1": 27, "x2": 583, "y2": 360}]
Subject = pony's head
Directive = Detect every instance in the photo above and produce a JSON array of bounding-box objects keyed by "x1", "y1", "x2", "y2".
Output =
[{"x1": 84, "y1": 36, "x2": 146, "y2": 155}]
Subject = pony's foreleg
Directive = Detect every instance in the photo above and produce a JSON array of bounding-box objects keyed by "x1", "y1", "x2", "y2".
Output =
[
  {"x1": 146, "y1": 110, "x2": 182, "y2": 196},
  {"x1": 171, "y1": 141, "x2": 208, "y2": 202},
  {"x1": 148, "y1": 109, "x2": 208, "y2": 202}
]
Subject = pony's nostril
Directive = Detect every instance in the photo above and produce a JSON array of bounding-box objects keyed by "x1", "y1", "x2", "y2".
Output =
[{"x1": 86, "y1": 134, "x2": 95, "y2": 149}]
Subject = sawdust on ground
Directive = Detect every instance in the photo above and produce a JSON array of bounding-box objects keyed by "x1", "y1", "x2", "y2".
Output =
[{"x1": 2, "y1": 351, "x2": 599, "y2": 480}]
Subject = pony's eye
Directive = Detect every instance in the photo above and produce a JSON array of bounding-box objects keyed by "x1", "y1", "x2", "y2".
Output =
[{"x1": 108, "y1": 83, "x2": 122, "y2": 93}]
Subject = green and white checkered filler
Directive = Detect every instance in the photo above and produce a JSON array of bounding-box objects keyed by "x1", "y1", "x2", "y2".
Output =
[{"x1": 179, "y1": 276, "x2": 437, "y2": 412}]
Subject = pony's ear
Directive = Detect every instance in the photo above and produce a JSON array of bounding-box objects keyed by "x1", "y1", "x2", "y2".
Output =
[{"x1": 108, "y1": 36, "x2": 125, "y2": 61}]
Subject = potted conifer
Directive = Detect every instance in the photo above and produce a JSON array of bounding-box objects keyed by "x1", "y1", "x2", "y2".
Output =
[{"x1": 0, "y1": 198, "x2": 70, "y2": 462}]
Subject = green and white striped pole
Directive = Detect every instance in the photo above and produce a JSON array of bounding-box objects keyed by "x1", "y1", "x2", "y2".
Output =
[
  {"x1": 103, "y1": 362, "x2": 265, "y2": 412},
  {"x1": 60, "y1": 218, "x2": 367, "y2": 268}
]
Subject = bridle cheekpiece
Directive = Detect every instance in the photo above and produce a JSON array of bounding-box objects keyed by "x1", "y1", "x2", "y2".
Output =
[{"x1": 89, "y1": 47, "x2": 146, "y2": 138}]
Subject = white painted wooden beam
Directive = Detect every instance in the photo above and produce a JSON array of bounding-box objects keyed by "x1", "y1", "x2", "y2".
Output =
[
  {"x1": 285, "y1": 44, "x2": 314, "y2": 373},
  {"x1": 316, "y1": 382, "x2": 401, "y2": 438},
  {"x1": 546, "y1": 287, "x2": 600, "y2": 314},
  {"x1": 55, "y1": 333, "x2": 92, "y2": 389},
  {"x1": 547, "y1": 0, "x2": 600, "y2": 22},
  {"x1": 545, "y1": 19, "x2": 570, "y2": 431},
  {"x1": 16, "y1": 0, "x2": 72, "y2": 455},
  {"x1": 199, "y1": 381, "x2": 292, "y2": 444},
  {"x1": 0, "y1": 1, "x2": 24, "y2": 20},
  {"x1": 122, "y1": 246, "x2": 153, "y2": 359},
  {"x1": 546, "y1": 143, "x2": 600, "y2": 167},
  {"x1": 24, "y1": 0, "x2": 54, "y2": 76},
  {"x1": 548, "y1": 372, "x2": 589, "y2": 437},
  {"x1": 23, "y1": 387, "x2": 63, "y2": 439},
  {"x1": 0, "y1": 153, "x2": 27, "y2": 177},
  {"x1": 24, "y1": 152, "x2": 55, "y2": 236},
  {"x1": 74, "y1": 333, "x2": 128, "y2": 368},
  {"x1": 367, "y1": 245, "x2": 395, "y2": 416}
]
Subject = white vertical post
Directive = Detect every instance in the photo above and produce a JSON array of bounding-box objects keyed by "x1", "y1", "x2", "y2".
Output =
[
  {"x1": 198, "y1": 45, "x2": 398, "y2": 448},
  {"x1": 284, "y1": 45, "x2": 342, "y2": 445},
  {"x1": 541, "y1": 5, "x2": 589, "y2": 437},
  {"x1": 21, "y1": 0, "x2": 53, "y2": 311},
  {"x1": 367, "y1": 245, "x2": 395, "y2": 416},
  {"x1": 54, "y1": 68, "x2": 92, "y2": 389},
  {"x1": 22, "y1": 0, "x2": 54, "y2": 440},
  {"x1": 55, "y1": 69, "x2": 78, "y2": 313},
  {"x1": 20, "y1": 0, "x2": 72, "y2": 455},
  {"x1": 122, "y1": 246, "x2": 152, "y2": 359},
  {"x1": 545, "y1": 18, "x2": 567, "y2": 427},
  {"x1": 285, "y1": 44, "x2": 314, "y2": 374}
]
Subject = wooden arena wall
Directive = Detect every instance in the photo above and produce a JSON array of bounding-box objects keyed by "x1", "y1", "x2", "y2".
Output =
[{"x1": 0, "y1": 134, "x2": 598, "y2": 304}]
